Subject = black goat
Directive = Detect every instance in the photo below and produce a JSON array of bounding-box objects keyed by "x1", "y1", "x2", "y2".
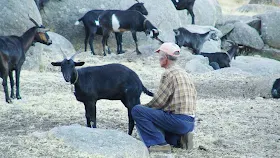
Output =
[
  {"x1": 34, "y1": 0, "x2": 61, "y2": 10},
  {"x1": 34, "y1": 0, "x2": 49, "y2": 10},
  {"x1": 271, "y1": 78, "x2": 280, "y2": 99},
  {"x1": 0, "y1": 17, "x2": 52, "y2": 103},
  {"x1": 201, "y1": 40, "x2": 239, "y2": 69},
  {"x1": 99, "y1": 10, "x2": 159, "y2": 56},
  {"x1": 51, "y1": 51, "x2": 153, "y2": 135},
  {"x1": 75, "y1": 1, "x2": 148, "y2": 55},
  {"x1": 171, "y1": 0, "x2": 196, "y2": 24},
  {"x1": 173, "y1": 27, "x2": 219, "y2": 55}
]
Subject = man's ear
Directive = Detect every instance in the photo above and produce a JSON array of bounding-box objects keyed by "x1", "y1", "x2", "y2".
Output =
[
  {"x1": 75, "y1": 62, "x2": 85, "y2": 66},
  {"x1": 51, "y1": 62, "x2": 62, "y2": 66}
]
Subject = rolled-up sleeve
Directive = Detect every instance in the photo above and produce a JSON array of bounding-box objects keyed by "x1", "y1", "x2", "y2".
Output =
[{"x1": 144, "y1": 72, "x2": 174, "y2": 109}]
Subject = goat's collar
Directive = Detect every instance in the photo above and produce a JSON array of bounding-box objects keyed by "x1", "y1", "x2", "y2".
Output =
[
  {"x1": 225, "y1": 51, "x2": 231, "y2": 59},
  {"x1": 72, "y1": 69, "x2": 79, "y2": 85},
  {"x1": 143, "y1": 19, "x2": 148, "y2": 30}
]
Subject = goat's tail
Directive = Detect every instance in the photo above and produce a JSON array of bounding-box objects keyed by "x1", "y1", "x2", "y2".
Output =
[
  {"x1": 142, "y1": 85, "x2": 154, "y2": 97},
  {"x1": 74, "y1": 17, "x2": 83, "y2": 25}
]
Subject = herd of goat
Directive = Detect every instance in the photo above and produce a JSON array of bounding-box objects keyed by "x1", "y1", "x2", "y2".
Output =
[{"x1": 0, "y1": 0, "x2": 279, "y2": 135}]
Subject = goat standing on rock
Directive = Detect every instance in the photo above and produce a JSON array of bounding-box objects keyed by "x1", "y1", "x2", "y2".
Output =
[
  {"x1": 74, "y1": 1, "x2": 148, "y2": 55},
  {"x1": 51, "y1": 51, "x2": 153, "y2": 135},
  {"x1": 173, "y1": 27, "x2": 219, "y2": 55},
  {"x1": 171, "y1": 0, "x2": 196, "y2": 24},
  {"x1": 98, "y1": 9, "x2": 159, "y2": 56},
  {"x1": 0, "y1": 17, "x2": 52, "y2": 103}
]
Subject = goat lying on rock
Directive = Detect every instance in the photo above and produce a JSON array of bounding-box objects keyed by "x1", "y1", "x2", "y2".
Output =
[
  {"x1": 75, "y1": 1, "x2": 148, "y2": 55},
  {"x1": 98, "y1": 9, "x2": 159, "y2": 55},
  {"x1": 271, "y1": 78, "x2": 280, "y2": 99},
  {"x1": 171, "y1": 0, "x2": 196, "y2": 24},
  {"x1": 173, "y1": 27, "x2": 219, "y2": 55},
  {"x1": 200, "y1": 40, "x2": 239, "y2": 69},
  {"x1": 51, "y1": 51, "x2": 153, "y2": 135},
  {"x1": 0, "y1": 17, "x2": 52, "y2": 103}
]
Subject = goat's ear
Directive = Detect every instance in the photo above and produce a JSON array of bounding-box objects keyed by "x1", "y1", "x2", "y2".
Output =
[
  {"x1": 51, "y1": 62, "x2": 62, "y2": 66},
  {"x1": 173, "y1": 29, "x2": 180, "y2": 36},
  {"x1": 75, "y1": 62, "x2": 85, "y2": 66}
]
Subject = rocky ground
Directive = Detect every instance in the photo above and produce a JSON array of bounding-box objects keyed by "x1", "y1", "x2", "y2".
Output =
[{"x1": 0, "y1": 48, "x2": 279, "y2": 157}]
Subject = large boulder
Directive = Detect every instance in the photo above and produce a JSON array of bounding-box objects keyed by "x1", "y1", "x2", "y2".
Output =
[
  {"x1": 226, "y1": 22, "x2": 264, "y2": 50},
  {"x1": 249, "y1": 0, "x2": 280, "y2": 5},
  {"x1": 49, "y1": 125, "x2": 149, "y2": 158},
  {"x1": 256, "y1": 11, "x2": 280, "y2": 49},
  {"x1": 236, "y1": 4, "x2": 280, "y2": 13},
  {"x1": 41, "y1": 0, "x2": 186, "y2": 54},
  {"x1": 42, "y1": 0, "x2": 223, "y2": 53},
  {"x1": 0, "y1": 0, "x2": 42, "y2": 36},
  {"x1": 178, "y1": 0, "x2": 223, "y2": 26}
]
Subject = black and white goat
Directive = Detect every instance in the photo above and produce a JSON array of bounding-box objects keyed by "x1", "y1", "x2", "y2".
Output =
[
  {"x1": 75, "y1": 1, "x2": 148, "y2": 55},
  {"x1": 171, "y1": 0, "x2": 196, "y2": 24},
  {"x1": 173, "y1": 27, "x2": 219, "y2": 55},
  {"x1": 0, "y1": 17, "x2": 52, "y2": 103},
  {"x1": 271, "y1": 78, "x2": 280, "y2": 99},
  {"x1": 98, "y1": 10, "x2": 159, "y2": 55},
  {"x1": 201, "y1": 40, "x2": 239, "y2": 69},
  {"x1": 51, "y1": 51, "x2": 153, "y2": 135}
]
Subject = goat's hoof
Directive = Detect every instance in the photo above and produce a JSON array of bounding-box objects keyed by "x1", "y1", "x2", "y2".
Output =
[
  {"x1": 103, "y1": 53, "x2": 106, "y2": 56},
  {"x1": 6, "y1": 99, "x2": 12, "y2": 104},
  {"x1": 16, "y1": 96, "x2": 22, "y2": 100},
  {"x1": 137, "y1": 52, "x2": 142, "y2": 55},
  {"x1": 91, "y1": 52, "x2": 95, "y2": 55},
  {"x1": 10, "y1": 95, "x2": 16, "y2": 99},
  {"x1": 118, "y1": 51, "x2": 125, "y2": 54}
]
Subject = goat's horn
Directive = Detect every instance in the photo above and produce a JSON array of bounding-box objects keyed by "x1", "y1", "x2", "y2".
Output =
[
  {"x1": 28, "y1": 14, "x2": 40, "y2": 27},
  {"x1": 38, "y1": 28, "x2": 50, "y2": 32},
  {"x1": 226, "y1": 40, "x2": 235, "y2": 45},
  {"x1": 60, "y1": 48, "x2": 67, "y2": 59},
  {"x1": 70, "y1": 49, "x2": 82, "y2": 60},
  {"x1": 135, "y1": 0, "x2": 140, "y2": 3}
]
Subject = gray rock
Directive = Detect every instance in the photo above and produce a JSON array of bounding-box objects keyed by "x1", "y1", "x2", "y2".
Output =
[
  {"x1": 256, "y1": 11, "x2": 280, "y2": 49},
  {"x1": 22, "y1": 32, "x2": 75, "y2": 72},
  {"x1": 236, "y1": 4, "x2": 280, "y2": 13},
  {"x1": 0, "y1": 0, "x2": 42, "y2": 36},
  {"x1": 226, "y1": 22, "x2": 264, "y2": 50},
  {"x1": 182, "y1": 25, "x2": 223, "y2": 37},
  {"x1": 216, "y1": 23, "x2": 235, "y2": 37},
  {"x1": 249, "y1": 0, "x2": 280, "y2": 5},
  {"x1": 217, "y1": 15, "x2": 262, "y2": 36},
  {"x1": 50, "y1": 124, "x2": 149, "y2": 158},
  {"x1": 185, "y1": 55, "x2": 214, "y2": 73},
  {"x1": 179, "y1": 0, "x2": 223, "y2": 26},
  {"x1": 41, "y1": 0, "x2": 184, "y2": 52}
]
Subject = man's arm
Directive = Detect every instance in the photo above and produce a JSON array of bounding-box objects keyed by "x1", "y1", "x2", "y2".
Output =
[{"x1": 144, "y1": 73, "x2": 174, "y2": 109}]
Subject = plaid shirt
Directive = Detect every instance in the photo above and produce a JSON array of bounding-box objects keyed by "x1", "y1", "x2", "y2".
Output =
[{"x1": 145, "y1": 65, "x2": 197, "y2": 116}]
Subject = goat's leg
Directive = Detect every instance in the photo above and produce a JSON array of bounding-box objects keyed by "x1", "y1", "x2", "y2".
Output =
[
  {"x1": 84, "y1": 101, "x2": 97, "y2": 128},
  {"x1": 89, "y1": 27, "x2": 98, "y2": 55},
  {"x1": 131, "y1": 31, "x2": 141, "y2": 55},
  {"x1": 89, "y1": 34, "x2": 96, "y2": 55},
  {"x1": 9, "y1": 71, "x2": 15, "y2": 99},
  {"x1": 187, "y1": 8, "x2": 195, "y2": 24},
  {"x1": 84, "y1": 27, "x2": 90, "y2": 52},
  {"x1": 2, "y1": 74, "x2": 11, "y2": 103},
  {"x1": 102, "y1": 30, "x2": 111, "y2": 56},
  {"x1": 127, "y1": 108, "x2": 134, "y2": 135},
  {"x1": 115, "y1": 32, "x2": 125, "y2": 54},
  {"x1": 15, "y1": 69, "x2": 21, "y2": 99},
  {"x1": 115, "y1": 32, "x2": 120, "y2": 53}
]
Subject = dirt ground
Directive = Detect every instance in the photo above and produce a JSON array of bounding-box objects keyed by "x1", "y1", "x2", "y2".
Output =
[
  {"x1": 1, "y1": 0, "x2": 280, "y2": 157},
  {"x1": 0, "y1": 50, "x2": 279, "y2": 158}
]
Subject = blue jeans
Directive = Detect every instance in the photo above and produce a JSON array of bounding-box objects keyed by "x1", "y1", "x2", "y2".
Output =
[{"x1": 131, "y1": 105, "x2": 195, "y2": 147}]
